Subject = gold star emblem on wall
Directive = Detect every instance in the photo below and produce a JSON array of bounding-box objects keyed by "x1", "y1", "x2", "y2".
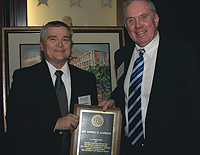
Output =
[
  {"x1": 37, "y1": 0, "x2": 49, "y2": 7},
  {"x1": 101, "y1": 0, "x2": 112, "y2": 8},
  {"x1": 70, "y1": 0, "x2": 81, "y2": 8}
]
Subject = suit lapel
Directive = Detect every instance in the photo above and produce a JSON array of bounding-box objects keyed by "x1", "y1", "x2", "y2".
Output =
[
  {"x1": 32, "y1": 61, "x2": 61, "y2": 116},
  {"x1": 32, "y1": 62, "x2": 83, "y2": 114},
  {"x1": 116, "y1": 43, "x2": 135, "y2": 117},
  {"x1": 145, "y1": 37, "x2": 179, "y2": 137},
  {"x1": 116, "y1": 43, "x2": 135, "y2": 88},
  {"x1": 123, "y1": 44, "x2": 135, "y2": 79},
  {"x1": 148, "y1": 37, "x2": 178, "y2": 105},
  {"x1": 69, "y1": 64, "x2": 80, "y2": 113}
]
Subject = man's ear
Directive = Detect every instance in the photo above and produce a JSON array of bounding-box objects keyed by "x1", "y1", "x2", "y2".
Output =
[
  {"x1": 39, "y1": 41, "x2": 44, "y2": 51},
  {"x1": 125, "y1": 23, "x2": 127, "y2": 30},
  {"x1": 154, "y1": 14, "x2": 159, "y2": 28}
]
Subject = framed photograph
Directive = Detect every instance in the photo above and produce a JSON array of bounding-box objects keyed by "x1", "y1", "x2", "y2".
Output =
[{"x1": 2, "y1": 26, "x2": 125, "y2": 132}]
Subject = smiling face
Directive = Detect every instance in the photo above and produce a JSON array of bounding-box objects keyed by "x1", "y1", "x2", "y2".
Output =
[
  {"x1": 40, "y1": 26, "x2": 72, "y2": 69},
  {"x1": 125, "y1": 0, "x2": 159, "y2": 47}
]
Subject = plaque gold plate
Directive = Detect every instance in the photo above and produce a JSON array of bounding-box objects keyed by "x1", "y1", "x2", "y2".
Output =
[{"x1": 70, "y1": 104, "x2": 122, "y2": 155}]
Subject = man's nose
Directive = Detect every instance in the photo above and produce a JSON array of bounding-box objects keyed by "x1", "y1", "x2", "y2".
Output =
[
  {"x1": 57, "y1": 40, "x2": 63, "y2": 47},
  {"x1": 135, "y1": 20, "x2": 142, "y2": 28}
]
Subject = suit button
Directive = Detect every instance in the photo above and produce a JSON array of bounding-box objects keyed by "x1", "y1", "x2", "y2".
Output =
[
  {"x1": 59, "y1": 131, "x2": 63, "y2": 135},
  {"x1": 141, "y1": 143, "x2": 145, "y2": 147}
]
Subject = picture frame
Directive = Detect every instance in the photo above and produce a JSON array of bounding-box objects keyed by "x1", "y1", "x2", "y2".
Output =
[{"x1": 1, "y1": 26, "x2": 125, "y2": 132}]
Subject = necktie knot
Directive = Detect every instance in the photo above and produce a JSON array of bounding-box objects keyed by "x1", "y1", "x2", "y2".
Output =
[
  {"x1": 139, "y1": 49, "x2": 145, "y2": 56},
  {"x1": 55, "y1": 70, "x2": 63, "y2": 78}
]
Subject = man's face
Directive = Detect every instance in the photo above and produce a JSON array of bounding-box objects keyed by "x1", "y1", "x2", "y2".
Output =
[
  {"x1": 125, "y1": 1, "x2": 159, "y2": 47},
  {"x1": 40, "y1": 26, "x2": 71, "y2": 68}
]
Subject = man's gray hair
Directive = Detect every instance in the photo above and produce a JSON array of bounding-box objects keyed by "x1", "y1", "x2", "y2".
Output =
[
  {"x1": 40, "y1": 21, "x2": 73, "y2": 42},
  {"x1": 123, "y1": 0, "x2": 157, "y2": 23}
]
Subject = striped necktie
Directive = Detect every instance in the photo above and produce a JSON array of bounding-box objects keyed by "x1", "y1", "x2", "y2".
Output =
[{"x1": 128, "y1": 49, "x2": 145, "y2": 147}]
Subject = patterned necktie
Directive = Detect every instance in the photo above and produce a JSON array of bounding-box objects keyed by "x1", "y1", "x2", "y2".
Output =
[
  {"x1": 128, "y1": 49, "x2": 145, "y2": 146},
  {"x1": 55, "y1": 70, "x2": 68, "y2": 116}
]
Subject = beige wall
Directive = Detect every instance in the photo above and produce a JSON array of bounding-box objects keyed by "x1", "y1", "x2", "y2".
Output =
[{"x1": 27, "y1": 0, "x2": 117, "y2": 26}]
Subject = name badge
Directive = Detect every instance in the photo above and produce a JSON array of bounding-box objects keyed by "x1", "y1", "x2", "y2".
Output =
[
  {"x1": 117, "y1": 62, "x2": 124, "y2": 80},
  {"x1": 78, "y1": 95, "x2": 91, "y2": 105}
]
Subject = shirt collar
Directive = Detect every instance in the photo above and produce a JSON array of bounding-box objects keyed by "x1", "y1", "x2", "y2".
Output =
[
  {"x1": 135, "y1": 31, "x2": 160, "y2": 57},
  {"x1": 45, "y1": 59, "x2": 70, "y2": 78}
]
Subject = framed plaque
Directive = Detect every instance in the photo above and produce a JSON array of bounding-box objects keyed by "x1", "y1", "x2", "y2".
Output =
[{"x1": 70, "y1": 104, "x2": 122, "y2": 155}]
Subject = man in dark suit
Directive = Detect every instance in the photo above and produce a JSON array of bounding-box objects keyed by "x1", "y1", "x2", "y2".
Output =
[
  {"x1": 7, "y1": 21, "x2": 98, "y2": 155},
  {"x1": 99, "y1": 0, "x2": 200, "y2": 154}
]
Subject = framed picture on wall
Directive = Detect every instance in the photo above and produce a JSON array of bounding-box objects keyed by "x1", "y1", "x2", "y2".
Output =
[{"x1": 1, "y1": 26, "x2": 125, "y2": 132}]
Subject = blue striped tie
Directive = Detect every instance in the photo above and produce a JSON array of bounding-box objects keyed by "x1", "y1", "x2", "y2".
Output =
[{"x1": 128, "y1": 49, "x2": 145, "y2": 146}]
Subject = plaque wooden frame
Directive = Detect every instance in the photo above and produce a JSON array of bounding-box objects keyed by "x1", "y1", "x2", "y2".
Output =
[{"x1": 70, "y1": 104, "x2": 122, "y2": 155}]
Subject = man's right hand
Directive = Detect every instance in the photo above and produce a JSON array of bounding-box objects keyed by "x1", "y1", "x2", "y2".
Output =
[
  {"x1": 55, "y1": 114, "x2": 79, "y2": 134},
  {"x1": 98, "y1": 99, "x2": 115, "y2": 112}
]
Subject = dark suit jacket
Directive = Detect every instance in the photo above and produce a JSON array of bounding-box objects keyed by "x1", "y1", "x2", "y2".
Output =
[
  {"x1": 111, "y1": 37, "x2": 200, "y2": 154},
  {"x1": 7, "y1": 60, "x2": 98, "y2": 155}
]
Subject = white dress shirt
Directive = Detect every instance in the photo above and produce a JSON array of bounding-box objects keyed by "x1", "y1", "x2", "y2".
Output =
[
  {"x1": 46, "y1": 60, "x2": 71, "y2": 112},
  {"x1": 124, "y1": 32, "x2": 160, "y2": 138}
]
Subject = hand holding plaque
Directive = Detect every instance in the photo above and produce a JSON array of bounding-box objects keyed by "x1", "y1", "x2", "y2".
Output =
[{"x1": 70, "y1": 104, "x2": 122, "y2": 155}]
